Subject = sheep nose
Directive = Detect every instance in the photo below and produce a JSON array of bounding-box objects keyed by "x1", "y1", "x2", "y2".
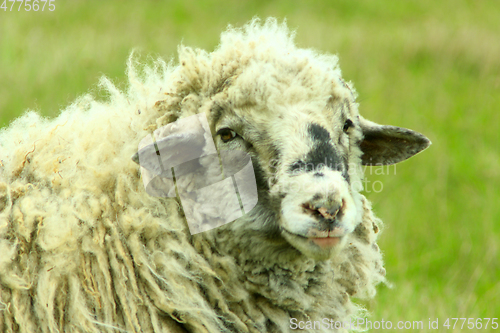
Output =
[{"x1": 302, "y1": 200, "x2": 344, "y2": 220}]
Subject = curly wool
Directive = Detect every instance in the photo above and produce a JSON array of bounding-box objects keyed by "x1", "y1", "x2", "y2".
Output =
[{"x1": 0, "y1": 18, "x2": 385, "y2": 332}]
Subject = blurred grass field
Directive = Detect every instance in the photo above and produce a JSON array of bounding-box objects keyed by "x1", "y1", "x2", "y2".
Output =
[{"x1": 1, "y1": 0, "x2": 499, "y2": 331}]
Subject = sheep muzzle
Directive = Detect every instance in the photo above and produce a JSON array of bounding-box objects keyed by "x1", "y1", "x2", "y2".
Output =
[{"x1": 276, "y1": 169, "x2": 358, "y2": 260}]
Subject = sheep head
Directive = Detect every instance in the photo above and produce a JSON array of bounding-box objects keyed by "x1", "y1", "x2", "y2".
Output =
[
  {"x1": 207, "y1": 90, "x2": 430, "y2": 261},
  {"x1": 133, "y1": 18, "x2": 431, "y2": 261}
]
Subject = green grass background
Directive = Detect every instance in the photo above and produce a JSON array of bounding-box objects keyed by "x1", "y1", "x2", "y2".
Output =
[{"x1": 1, "y1": 0, "x2": 499, "y2": 331}]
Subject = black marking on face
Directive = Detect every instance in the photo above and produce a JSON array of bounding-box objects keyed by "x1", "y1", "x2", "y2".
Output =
[
  {"x1": 288, "y1": 146, "x2": 344, "y2": 174},
  {"x1": 288, "y1": 123, "x2": 350, "y2": 183},
  {"x1": 308, "y1": 124, "x2": 340, "y2": 170},
  {"x1": 289, "y1": 159, "x2": 315, "y2": 173},
  {"x1": 304, "y1": 141, "x2": 343, "y2": 172},
  {"x1": 308, "y1": 123, "x2": 331, "y2": 142}
]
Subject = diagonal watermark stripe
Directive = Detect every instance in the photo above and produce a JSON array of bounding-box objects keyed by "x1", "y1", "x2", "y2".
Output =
[{"x1": 135, "y1": 113, "x2": 258, "y2": 234}]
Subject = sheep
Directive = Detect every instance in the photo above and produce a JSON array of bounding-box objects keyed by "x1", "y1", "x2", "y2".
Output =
[{"x1": 0, "y1": 18, "x2": 430, "y2": 332}]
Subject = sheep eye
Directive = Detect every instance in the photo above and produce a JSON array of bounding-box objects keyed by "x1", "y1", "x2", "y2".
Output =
[
  {"x1": 217, "y1": 128, "x2": 238, "y2": 143},
  {"x1": 343, "y1": 119, "x2": 354, "y2": 133}
]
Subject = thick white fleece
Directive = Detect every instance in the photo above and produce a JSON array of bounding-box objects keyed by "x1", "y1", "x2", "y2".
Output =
[{"x1": 0, "y1": 18, "x2": 385, "y2": 333}]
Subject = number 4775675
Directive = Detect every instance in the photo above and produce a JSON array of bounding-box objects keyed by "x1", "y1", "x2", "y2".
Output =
[
  {"x1": 1, "y1": 0, "x2": 56, "y2": 11},
  {"x1": 443, "y1": 318, "x2": 498, "y2": 330}
]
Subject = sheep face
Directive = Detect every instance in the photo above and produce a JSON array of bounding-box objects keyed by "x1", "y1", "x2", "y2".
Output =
[{"x1": 210, "y1": 92, "x2": 430, "y2": 261}]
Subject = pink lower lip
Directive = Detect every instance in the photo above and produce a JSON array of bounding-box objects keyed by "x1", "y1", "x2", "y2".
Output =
[{"x1": 310, "y1": 237, "x2": 341, "y2": 248}]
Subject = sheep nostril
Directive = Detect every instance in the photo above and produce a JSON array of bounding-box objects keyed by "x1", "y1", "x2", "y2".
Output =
[
  {"x1": 317, "y1": 205, "x2": 340, "y2": 220},
  {"x1": 302, "y1": 203, "x2": 322, "y2": 218},
  {"x1": 302, "y1": 200, "x2": 344, "y2": 220}
]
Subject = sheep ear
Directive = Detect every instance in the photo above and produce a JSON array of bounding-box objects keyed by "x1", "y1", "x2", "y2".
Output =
[{"x1": 359, "y1": 117, "x2": 431, "y2": 165}]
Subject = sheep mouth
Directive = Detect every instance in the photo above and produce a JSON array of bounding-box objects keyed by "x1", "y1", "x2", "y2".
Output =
[
  {"x1": 309, "y1": 236, "x2": 342, "y2": 248},
  {"x1": 305, "y1": 227, "x2": 346, "y2": 238},
  {"x1": 282, "y1": 229, "x2": 345, "y2": 249},
  {"x1": 307, "y1": 231, "x2": 345, "y2": 248}
]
